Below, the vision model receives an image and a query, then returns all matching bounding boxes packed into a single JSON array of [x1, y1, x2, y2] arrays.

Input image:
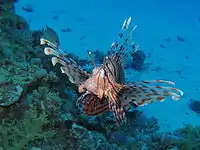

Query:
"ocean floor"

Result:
[[15, 0, 200, 132]]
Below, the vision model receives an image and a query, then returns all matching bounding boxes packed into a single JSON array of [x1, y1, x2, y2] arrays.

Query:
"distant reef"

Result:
[[0, 1, 200, 150]]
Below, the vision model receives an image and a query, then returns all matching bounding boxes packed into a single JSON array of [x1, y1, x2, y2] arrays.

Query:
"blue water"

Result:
[[6, 0, 200, 149]]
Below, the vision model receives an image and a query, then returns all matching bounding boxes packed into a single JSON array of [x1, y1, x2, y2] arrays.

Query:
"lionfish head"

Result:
[[76, 17, 138, 125], [78, 64, 122, 100], [40, 17, 184, 126]]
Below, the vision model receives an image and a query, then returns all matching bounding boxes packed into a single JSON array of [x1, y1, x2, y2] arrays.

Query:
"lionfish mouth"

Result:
[[40, 17, 184, 126]]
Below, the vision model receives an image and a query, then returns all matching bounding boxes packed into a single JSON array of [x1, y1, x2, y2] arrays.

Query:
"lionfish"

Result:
[[40, 17, 183, 125]]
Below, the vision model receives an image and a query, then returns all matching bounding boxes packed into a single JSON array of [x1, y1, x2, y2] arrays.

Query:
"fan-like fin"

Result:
[[106, 17, 138, 65], [77, 92, 109, 116], [40, 38, 90, 86], [119, 80, 184, 108], [108, 100, 126, 126], [102, 17, 139, 84]]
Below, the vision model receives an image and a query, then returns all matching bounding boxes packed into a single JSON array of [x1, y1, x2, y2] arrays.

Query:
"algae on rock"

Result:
[[0, 107, 54, 150]]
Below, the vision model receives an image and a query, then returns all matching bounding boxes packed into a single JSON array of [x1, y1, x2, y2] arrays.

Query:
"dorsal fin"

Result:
[[87, 51, 96, 67], [107, 17, 138, 65]]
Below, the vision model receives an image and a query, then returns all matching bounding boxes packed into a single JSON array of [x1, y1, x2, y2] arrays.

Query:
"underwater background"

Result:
[[0, 0, 200, 149]]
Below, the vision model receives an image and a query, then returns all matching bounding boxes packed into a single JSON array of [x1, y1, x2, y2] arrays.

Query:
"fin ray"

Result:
[[119, 80, 183, 108], [40, 38, 90, 85]]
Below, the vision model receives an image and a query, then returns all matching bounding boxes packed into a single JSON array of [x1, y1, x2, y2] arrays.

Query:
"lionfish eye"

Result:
[[83, 87, 87, 91], [80, 87, 87, 93]]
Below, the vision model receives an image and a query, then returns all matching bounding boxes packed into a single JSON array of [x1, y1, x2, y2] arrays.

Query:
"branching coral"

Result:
[[142, 125, 200, 150], [0, 8, 43, 62], [0, 12, 29, 31], [27, 86, 63, 126], [0, 107, 53, 150], [0, 1, 198, 149], [0, 0, 16, 13], [131, 50, 147, 71], [172, 125, 200, 150], [0, 60, 59, 107]]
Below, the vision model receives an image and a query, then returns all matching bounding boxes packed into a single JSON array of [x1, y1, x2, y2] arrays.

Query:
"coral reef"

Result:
[[0, 107, 51, 150], [130, 50, 147, 71], [173, 125, 200, 150], [0, 60, 59, 107], [189, 99, 200, 114], [0, 0, 198, 149]]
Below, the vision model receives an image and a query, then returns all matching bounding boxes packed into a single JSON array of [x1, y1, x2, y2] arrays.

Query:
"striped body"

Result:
[[40, 17, 183, 125]]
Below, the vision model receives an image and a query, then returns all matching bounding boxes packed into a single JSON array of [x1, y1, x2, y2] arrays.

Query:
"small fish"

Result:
[[177, 36, 185, 42], [163, 37, 171, 42], [61, 28, 72, 33], [40, 17, 183, 125], [160, 44, 166, 48], [22, 5, 33, 12], [53, 16, 58, 20], [197, 17, 200, 23], [41, 26, 59, 47], [80, 35, 86, 41]]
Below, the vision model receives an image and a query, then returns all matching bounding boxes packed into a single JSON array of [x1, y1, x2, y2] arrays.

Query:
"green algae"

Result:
[[0, 107, 53, 150]]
